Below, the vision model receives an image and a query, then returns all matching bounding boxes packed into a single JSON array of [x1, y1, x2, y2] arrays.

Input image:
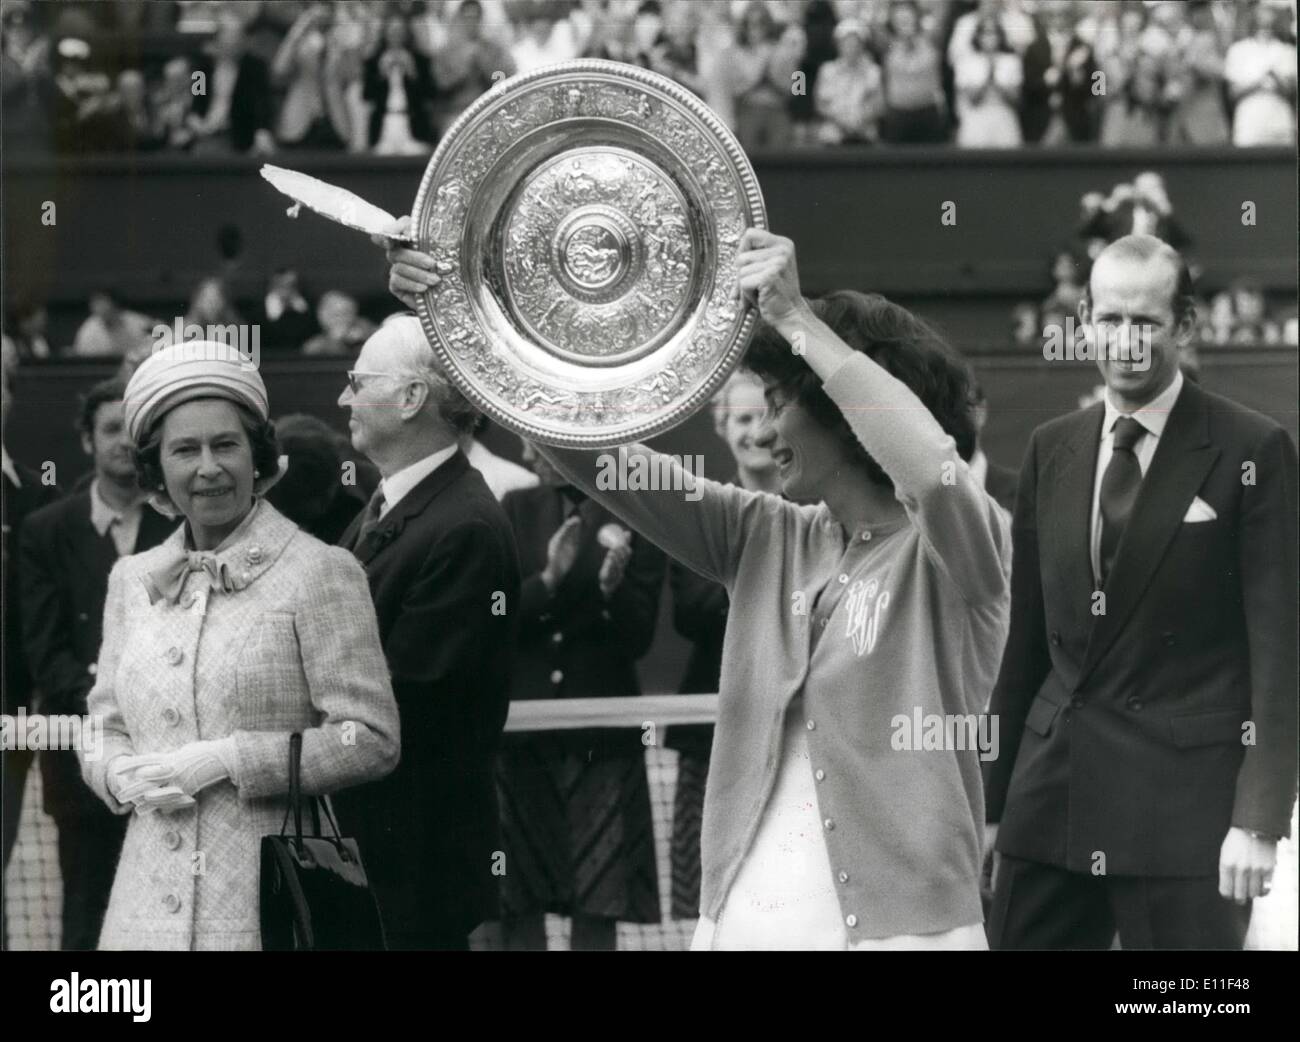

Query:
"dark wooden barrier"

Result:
[[5, 148, 1295, 319]]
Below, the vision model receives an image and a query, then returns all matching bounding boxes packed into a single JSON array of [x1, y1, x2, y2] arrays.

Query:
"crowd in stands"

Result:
[[3, 0, 1297, 156]]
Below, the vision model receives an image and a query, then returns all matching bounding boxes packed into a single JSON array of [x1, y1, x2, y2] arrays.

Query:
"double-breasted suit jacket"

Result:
[[81, 500, 400, 950], [987, 380, 1299, 875]]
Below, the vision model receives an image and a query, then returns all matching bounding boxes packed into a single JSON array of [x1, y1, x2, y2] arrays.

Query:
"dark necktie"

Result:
[[353, 487, 387, 550], [1098, 416, 1146, 586]]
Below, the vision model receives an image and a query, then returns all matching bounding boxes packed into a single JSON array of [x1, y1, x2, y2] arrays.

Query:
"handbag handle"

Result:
[[278, 732, 342, 844]]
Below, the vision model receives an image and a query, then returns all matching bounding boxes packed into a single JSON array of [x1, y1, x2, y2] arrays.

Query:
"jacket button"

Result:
[[806, 719, 816, 731], [165, 646, 184, 666], [1126, 697, 1143, 712], [550, 669, 564, 685], [551, 632, 563, 645], [163, 893, 181, 913], [1162, 632, 1176, 646], [838, 574, 849, 584], [823, 818, 835, 831], [845, 914, 858, 928], [1050, 631, 1062, 646], [87, 663, 97, 676], [162, 707, 180, 726], [837, 870, 849, 883], [164, 830, 182, 850], [78, 611, 89, 621], [1070, 696, 1084, 710], [814, 768, 826, 782]]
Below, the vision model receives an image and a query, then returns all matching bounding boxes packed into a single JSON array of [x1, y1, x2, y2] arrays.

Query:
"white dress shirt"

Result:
[[1089, 370, 1184, 583], [969, 447, 989, 489], [1, 445, 20, 488], [377, 443, 459, 519], [89, 480, 145, 557]]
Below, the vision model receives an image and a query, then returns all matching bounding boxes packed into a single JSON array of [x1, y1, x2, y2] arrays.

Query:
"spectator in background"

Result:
[[1042, 250, 1085, 324], [1166, 0, 1230, 145], [261, 268, 317, 351], [266, 412, 365, 544], [814, 18, 884, 144], [648, 0, 704, 96], [947, 0, 1036, 64], [1099, 40, 1165, 147], [191, 11, 276, 154], [879, 0, 947, 144], [302, 290, 375, 356], [1225, 1, 1297, 146], [2, 0, 54, 148], [72, 288, 153, 358], [1, 365, 60, 949], [953, 12, 1023, 147], [105, 69, 157, 151], [151, 56, 198, 150], [272, 2, 347, 149], [717, 0, 800, 152], [495, 439, 665, 950], [459, 417, 538, 502], [790, 0, 838, 146], [52, 35, 114, 151], [1021, 0, 1097, 145], [515, 0, 589, 71], [3, 298, 52, 361], [19, 377, 178, 950], [432, 0, 514, 137], [184, 276, 242, 333], [366, 11, 435, 154], [667, 369, 779, 922]]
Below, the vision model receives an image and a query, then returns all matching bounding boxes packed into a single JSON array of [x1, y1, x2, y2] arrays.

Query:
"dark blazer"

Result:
[[986, 380, 1299, 876], [19, 492, 177, 817], [1020, 31, 1098, 143], [502, 486, 664, 755], [664, 560, 726, 756], [192, 52, 272, 152], [362, 48, 435, 148], [984, 459, 1019, 516], [2, 460, 58, 715], [333, 450, 520, 940]]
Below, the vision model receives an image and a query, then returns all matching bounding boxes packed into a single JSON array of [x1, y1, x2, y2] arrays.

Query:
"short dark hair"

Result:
[[77, 377, 128, 438], [135, 397, 281, 492], [743, 291, 977, 491]]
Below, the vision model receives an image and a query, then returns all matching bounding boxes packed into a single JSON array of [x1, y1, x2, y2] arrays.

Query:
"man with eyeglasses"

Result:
[[332, 314, 521, 951]]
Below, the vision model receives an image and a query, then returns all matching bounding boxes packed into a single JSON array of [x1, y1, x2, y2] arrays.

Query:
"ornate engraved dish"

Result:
[[410, 59, 766, 448]]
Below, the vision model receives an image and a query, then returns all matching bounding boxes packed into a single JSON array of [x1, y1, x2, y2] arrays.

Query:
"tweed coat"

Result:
[[80, 499, 400, 950]]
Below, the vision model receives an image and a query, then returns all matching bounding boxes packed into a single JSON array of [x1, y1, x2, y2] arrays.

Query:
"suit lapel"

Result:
[[1044, 404, 1103, 619], [353, 451, 470, 567], [1079, 382, 1218, 681]]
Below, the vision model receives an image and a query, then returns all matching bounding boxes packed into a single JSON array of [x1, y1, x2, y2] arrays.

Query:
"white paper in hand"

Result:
[[260, 164, 415, 242]]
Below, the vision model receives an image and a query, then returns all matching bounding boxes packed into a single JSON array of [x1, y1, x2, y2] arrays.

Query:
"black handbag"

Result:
[[259, 732, 387, 950]]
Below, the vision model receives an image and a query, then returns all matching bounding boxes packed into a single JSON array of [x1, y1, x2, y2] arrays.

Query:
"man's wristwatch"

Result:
[[1245, 828, 1281, 842]]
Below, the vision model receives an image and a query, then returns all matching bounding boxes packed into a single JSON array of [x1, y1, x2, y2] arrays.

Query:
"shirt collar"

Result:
[[89, 479, 141, 536], [380, 443, 459, 511], [1102, 368, 1184, 441], [0, 445, 18, 488]]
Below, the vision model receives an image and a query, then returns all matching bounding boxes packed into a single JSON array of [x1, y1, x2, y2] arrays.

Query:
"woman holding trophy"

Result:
[[383, 223, 1010, 950]]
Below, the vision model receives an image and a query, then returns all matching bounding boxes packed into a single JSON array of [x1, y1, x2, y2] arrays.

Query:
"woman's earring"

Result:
[[254, 469, 260, 478]]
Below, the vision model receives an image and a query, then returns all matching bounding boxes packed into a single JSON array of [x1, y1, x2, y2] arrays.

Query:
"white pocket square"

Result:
[[1183, 496, 1218, 523]]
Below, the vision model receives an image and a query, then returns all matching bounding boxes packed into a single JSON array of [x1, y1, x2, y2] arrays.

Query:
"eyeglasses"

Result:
[[346, 369, 400, 394]]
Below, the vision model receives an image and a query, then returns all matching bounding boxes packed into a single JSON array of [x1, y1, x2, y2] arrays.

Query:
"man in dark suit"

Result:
[[332, 316, 520, 950], [986, 235, 1298, 949], [19, 378, 177, 949], [1019, 2, 1097, 144], [1, 364, 59, 948]]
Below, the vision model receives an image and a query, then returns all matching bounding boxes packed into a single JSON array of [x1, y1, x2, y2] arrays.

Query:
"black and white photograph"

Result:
[[1, 0, 1297, 1016]]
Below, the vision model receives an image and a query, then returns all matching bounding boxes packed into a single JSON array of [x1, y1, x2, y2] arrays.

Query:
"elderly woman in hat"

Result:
[[79, 342, 400, 950]]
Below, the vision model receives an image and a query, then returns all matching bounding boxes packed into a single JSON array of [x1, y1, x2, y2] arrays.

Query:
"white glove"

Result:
[[106, 754, 193, 814]]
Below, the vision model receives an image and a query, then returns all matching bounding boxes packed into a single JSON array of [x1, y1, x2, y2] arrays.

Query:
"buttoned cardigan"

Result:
[[549, 353, 1012, 938]]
